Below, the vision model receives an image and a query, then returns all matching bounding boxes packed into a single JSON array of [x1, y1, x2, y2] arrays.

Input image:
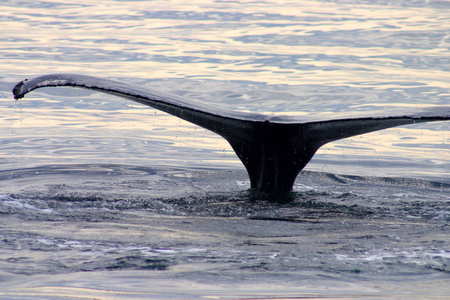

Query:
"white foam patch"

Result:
[[0, 196, 53, 213], [293, 182, 316, 192], [335, 248, 450, 264], [52, 238, 209, 258], [236, 180, 250, 187]]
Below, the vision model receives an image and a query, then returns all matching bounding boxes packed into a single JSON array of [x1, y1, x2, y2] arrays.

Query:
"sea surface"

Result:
[[0, 0, 449, 299]]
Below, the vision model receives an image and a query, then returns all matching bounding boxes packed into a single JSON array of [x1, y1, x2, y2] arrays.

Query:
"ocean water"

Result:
[[0, 0, 449, 299]]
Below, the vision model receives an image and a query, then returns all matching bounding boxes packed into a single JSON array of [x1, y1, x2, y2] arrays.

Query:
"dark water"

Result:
[[0, 0, 449, 298], [0, 164, 449, 298]]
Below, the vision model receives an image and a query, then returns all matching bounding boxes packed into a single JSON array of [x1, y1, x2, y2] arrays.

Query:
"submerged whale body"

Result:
[[13, 74, 450, 193]]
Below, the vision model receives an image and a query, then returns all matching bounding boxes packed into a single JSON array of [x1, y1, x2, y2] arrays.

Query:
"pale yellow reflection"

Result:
[[312, 124, 449, 178], [2, 0, 449, 88], [9, 107, 230, 149], [5, 287, 141, 299]]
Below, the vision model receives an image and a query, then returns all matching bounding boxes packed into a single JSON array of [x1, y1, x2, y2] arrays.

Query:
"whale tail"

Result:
[[13, 74, 450, 193]]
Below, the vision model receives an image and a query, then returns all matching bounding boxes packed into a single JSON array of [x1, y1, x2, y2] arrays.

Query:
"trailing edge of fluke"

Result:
[[13, 74, 450, 193]]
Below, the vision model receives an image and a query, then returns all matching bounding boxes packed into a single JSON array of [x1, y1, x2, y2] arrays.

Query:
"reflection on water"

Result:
[[0, 0, 449, 298]]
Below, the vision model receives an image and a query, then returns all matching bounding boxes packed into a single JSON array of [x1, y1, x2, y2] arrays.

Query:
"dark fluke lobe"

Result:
[[13, 74, 450, 193]]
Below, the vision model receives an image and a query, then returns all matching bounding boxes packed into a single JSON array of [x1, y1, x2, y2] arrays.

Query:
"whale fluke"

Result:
[[13, 74, 450, 193]]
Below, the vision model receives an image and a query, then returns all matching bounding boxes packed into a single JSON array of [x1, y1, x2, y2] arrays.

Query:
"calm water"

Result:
[[1, 0, 449, 299]]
